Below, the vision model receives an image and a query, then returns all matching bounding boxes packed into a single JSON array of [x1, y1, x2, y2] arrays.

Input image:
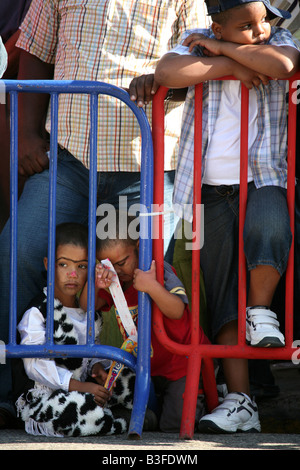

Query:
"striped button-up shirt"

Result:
[[271, 0, 300, 40], [172, 26, 300, 222], [17, 0, 209, 171]]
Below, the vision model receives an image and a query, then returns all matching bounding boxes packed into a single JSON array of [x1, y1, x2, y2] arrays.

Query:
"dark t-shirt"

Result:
[[0, 0, 32, 43]]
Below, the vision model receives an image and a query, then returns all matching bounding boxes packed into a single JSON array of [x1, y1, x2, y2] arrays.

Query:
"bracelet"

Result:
[[165, 89, 174, 101]]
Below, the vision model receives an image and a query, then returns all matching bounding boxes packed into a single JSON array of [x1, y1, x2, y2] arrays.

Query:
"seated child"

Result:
[[154, 0, 300, 433], [79, 215, 211, 433], [15, 222, 134, 437]]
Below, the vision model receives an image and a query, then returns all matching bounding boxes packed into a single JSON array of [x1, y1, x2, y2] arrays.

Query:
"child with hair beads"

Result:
[[15, 222, 134, 437]]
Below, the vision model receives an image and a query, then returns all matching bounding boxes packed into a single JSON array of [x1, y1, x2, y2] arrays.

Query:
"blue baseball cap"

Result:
[[205, 0, 291, 19]]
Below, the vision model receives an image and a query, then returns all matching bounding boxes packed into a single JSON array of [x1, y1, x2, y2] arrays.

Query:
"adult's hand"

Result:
[[17, 51, 54, 176], [128, 73, 159, 107], [18, 133, 49, 177]]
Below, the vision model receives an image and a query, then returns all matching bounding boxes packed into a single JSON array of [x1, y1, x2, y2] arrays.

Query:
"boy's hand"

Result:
[[231, 61, 269, 89], [133, 260, 157, 293], [183, 33, 221, 57], [95, 263, 115, 289]]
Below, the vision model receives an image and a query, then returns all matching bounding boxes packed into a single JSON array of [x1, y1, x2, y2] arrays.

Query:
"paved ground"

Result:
[[0, 428, 300, 452], [0, 363, 299, 453]]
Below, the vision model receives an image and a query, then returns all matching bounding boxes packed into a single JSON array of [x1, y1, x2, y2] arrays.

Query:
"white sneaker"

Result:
[[246, 306, 285, 347], [198, 392, 261, 433]]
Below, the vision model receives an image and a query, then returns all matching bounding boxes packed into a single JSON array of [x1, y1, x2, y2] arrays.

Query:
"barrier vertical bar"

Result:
[[180, 84, 204, 439], [86, 93, 98, 346], [191, 83, 203, 346], [285, 78, 297, 346], [9, 90, 18, 346], [46, 92, 59, 345], [238, 84, 249, 345], [128, 101, 154, 437]]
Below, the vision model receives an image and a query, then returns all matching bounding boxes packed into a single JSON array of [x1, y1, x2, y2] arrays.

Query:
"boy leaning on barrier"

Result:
[[79, 214, 212, 433], [155, 0, 300, 433]]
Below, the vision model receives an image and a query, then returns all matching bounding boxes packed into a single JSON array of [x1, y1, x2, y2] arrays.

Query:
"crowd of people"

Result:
[[0, 0, 299, 436]]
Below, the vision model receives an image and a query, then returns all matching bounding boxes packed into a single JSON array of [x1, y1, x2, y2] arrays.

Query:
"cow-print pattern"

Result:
[[16, 289, 135, 437]]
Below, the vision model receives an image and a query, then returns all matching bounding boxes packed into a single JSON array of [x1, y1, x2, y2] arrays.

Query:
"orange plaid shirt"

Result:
[[17, 0, 210, 171]]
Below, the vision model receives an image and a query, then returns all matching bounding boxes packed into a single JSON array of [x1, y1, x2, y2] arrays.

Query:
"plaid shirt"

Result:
[[172, 26, 300, 222], [271, 0, 300, 40], [17, 0, 209, 171]]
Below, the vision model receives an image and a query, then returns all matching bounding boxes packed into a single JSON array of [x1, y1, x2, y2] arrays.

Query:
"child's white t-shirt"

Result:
[[18, 305, 110, 391], [202, 80, 257, 186]]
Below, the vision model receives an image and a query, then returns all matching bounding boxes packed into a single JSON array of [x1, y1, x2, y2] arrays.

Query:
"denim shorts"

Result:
[[200, 182, 292, 340]]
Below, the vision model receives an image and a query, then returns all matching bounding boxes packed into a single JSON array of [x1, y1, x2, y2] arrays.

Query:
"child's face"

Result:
[[44, 243, 88, 306], [214, 2, 271, 45], [98, 241, 139, 284]]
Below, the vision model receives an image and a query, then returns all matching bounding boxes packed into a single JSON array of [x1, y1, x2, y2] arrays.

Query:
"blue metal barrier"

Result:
[[4, 79, 153, 438]]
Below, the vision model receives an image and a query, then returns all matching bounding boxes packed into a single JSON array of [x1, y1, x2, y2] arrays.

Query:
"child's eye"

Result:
[[78, 264, 88, 270], [116, 261, 125, 267], [57, 262, 67, 268]]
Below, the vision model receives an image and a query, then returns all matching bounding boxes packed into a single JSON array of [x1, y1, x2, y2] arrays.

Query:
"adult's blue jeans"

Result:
[[200, 182, 292, 341], [0, 147, 176, 415]]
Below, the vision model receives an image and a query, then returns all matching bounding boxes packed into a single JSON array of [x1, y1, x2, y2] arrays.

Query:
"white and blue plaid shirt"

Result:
[[172, 26, 300, 222]]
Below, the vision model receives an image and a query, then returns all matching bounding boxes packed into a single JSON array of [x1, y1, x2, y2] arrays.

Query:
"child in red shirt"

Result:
[[80, 219, 210, 432]]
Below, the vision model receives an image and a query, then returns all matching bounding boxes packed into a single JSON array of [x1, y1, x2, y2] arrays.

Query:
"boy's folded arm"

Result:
[[219, 42, 300, 79], [154, 52, 237, 88]]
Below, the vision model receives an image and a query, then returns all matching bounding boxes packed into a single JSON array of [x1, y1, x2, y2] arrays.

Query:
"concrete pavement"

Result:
[[0, 428, 299, 451], [0, 363, 299, 452]]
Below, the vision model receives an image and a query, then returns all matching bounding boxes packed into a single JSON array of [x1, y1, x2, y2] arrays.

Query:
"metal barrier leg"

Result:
[[180, 353, 202, 439]]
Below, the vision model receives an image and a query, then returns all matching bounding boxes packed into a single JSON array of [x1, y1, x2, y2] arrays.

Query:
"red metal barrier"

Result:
[[151, 72, 300, 439]]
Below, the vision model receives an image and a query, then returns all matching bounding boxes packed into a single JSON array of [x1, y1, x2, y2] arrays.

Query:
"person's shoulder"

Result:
[[269, 26, 300, 49], [269, 25, 293, 41], [181, 27, 211, 41]]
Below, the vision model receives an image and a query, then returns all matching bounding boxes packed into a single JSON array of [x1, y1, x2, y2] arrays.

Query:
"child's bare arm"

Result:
[[155, 50, 270, 90], [133, 260, 185, 320], [184, 33, 299, 79], [79, 263, 113, 312], [155, 51, 236, 87], [69, 378, 110, 407]]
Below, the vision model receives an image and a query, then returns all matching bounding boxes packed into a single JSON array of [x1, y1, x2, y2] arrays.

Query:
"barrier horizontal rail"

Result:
[[152, 72, 300, 439], [3, 79, 154, 438]]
